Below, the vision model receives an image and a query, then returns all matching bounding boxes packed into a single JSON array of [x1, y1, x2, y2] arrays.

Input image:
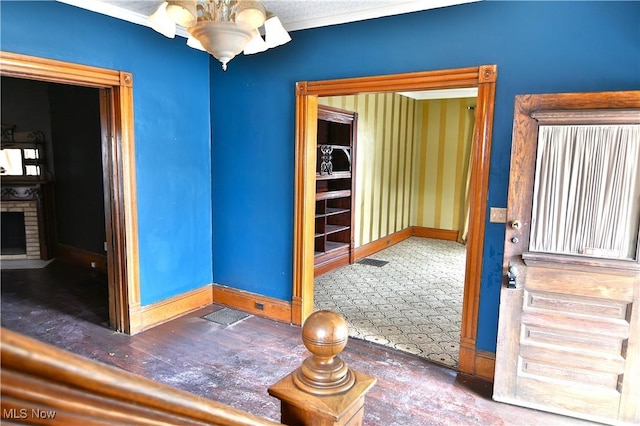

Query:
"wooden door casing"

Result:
[[0, 51, 142, 334], [294, 66, 498, 379], [494, 91, 640, 426]]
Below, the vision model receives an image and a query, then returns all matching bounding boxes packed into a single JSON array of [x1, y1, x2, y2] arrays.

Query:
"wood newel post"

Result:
[[268, 310, 376, 426]]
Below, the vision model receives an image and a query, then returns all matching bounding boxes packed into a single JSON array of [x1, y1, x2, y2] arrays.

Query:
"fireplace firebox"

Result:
[[1, 211, 27, 255]]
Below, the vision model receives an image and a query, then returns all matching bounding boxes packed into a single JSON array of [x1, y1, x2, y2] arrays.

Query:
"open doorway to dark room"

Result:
[[1, 76, 110, 332]]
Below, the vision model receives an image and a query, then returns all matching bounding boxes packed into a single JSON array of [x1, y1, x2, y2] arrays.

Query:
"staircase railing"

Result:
[[1, 310, 375, 426], [0, 327, 280, 425]]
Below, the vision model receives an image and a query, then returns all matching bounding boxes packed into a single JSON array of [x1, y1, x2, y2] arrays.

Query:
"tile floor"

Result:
[[315, 236, 466, 369]]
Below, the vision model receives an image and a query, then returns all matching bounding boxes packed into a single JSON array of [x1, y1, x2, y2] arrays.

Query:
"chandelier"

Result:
[[148, 0, 291, 71]]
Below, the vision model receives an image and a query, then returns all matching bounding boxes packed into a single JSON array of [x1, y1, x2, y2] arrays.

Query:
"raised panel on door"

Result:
[[514, 267, 637, 421]]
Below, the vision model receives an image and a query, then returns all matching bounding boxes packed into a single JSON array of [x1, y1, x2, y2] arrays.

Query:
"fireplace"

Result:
[[1, 211, 27, 255], [1, 188, 42, 260]]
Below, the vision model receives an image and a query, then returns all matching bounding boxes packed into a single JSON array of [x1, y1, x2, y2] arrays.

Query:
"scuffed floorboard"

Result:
[[1, 261, 594, 425]]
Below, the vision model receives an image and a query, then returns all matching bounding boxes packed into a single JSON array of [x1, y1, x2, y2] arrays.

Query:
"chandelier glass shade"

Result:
[[148, 0, 291, 71]]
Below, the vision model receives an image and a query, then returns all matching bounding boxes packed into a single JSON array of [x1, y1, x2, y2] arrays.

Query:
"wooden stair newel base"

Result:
[[268, 310, 376, 426], [293, 355, 355, 395], [269, 369, 376, 426]]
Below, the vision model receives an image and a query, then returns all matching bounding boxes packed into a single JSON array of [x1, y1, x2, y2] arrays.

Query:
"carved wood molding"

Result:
[[120, 72, 133, 87], [531, 108, 640, 125], [1, 51, 141, 335], [0, 51, 121, 87], [304, 67, 483, 97], [296, 81, 308, 95], [293, 65, 498, 378], [1, 186, 40, 201], [478, 65, 497, 83]]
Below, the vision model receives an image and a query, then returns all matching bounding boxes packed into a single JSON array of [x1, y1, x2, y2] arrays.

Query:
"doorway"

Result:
[[0, 51, 141, 334], [1, 76, 109, 324], [312, 92, 476, 369], [292, 65, 497, 377]]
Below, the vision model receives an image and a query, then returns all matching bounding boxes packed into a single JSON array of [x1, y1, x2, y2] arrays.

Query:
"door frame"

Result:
[[292, 65, 497, 377], [0, 51, 142, 334]]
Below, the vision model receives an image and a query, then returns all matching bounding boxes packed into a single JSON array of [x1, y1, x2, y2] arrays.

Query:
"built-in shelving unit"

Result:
[[314, 105, 357, 276]]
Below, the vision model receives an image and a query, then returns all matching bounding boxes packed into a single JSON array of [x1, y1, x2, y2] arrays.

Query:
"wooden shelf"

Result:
[[321, 144, 351, 150], [316, 189, 351, 201], [315, 226, 350, 239], [324, 224, 350, 236], [315, 207, 350, 218], [315, 241, 349, 256], [316, 171, 351, 180], [314, 105, 357, 273], [324, 241, 349, 253]]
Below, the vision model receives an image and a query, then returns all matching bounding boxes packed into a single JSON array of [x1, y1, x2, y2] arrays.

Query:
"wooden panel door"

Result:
[[493, 91, 640, 426]]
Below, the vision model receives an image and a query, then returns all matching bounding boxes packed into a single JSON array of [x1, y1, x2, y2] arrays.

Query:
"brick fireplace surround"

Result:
[[1, 189, 42, 260]]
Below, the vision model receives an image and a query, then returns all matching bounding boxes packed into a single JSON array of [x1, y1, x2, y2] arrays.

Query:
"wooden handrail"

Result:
[[0, 328, 281, 425]]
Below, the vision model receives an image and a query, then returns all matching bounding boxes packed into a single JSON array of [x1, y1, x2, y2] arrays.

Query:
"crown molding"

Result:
[[56, 0, 190, 38]]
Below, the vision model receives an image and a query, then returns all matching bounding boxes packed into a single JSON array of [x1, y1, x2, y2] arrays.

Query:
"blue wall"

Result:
[[210, 1, 640, 351], [3, 1, 638, 352], [1, 1, 213, 305]]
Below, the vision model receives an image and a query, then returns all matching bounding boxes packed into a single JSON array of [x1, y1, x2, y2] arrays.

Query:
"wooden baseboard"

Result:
[[128, 302, 143, 335], [314, 253, 349, 277], [458, 338, 477, 375], [354, 227, 459, 262], [212, 284, 292, 324], [411, 226, 459, 241], [474, 350, 496, 381], [139, 284, 213, 331], [57, 244, 107, 272], [354, 228, 412, 261], [459, 337, 495, 381], [291, 296, 303, 326]]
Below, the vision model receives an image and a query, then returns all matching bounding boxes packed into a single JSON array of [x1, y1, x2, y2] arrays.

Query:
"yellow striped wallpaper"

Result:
[[318, 95, 475, 247], [414, 98, 476, 232]]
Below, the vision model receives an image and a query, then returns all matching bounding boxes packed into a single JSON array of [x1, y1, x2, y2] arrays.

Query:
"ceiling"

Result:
[[399, 87, 478, 100], [55, 0, 480, 99], [57, 0, 477, 35]]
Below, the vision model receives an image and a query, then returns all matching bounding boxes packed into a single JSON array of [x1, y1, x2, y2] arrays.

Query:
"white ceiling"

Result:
[[55, 0, 480, 99], [399, 87, 478, 100], [57, 0, 478, 35]]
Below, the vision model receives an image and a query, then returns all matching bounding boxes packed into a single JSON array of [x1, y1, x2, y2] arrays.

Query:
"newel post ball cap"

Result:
[[294, 310, 355, 395], [302, 310, 349, 358]]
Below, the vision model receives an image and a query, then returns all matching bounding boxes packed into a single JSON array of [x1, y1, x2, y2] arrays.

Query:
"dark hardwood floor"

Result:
[[1, 261, 595, 425]]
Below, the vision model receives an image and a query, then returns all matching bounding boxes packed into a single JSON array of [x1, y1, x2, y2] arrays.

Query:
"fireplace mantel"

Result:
[[1, 185, 41, 201], [1, 183, 51, 260]]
